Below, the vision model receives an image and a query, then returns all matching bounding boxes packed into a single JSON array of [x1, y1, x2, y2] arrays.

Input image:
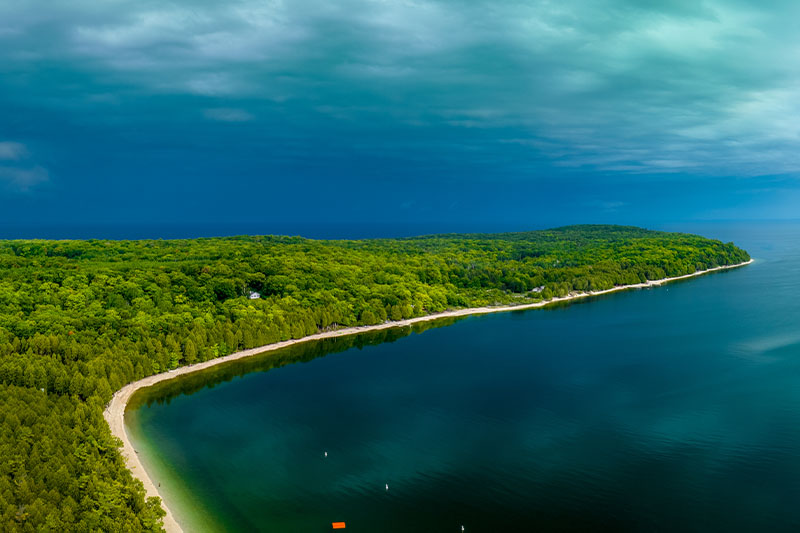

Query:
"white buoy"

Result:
[[385, 483, 389, 491], [461, 526, 465, 531], [324, 451, 328, 458]]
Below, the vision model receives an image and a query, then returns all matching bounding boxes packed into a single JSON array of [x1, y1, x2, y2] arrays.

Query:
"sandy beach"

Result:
[[103, 258, 753, 533]]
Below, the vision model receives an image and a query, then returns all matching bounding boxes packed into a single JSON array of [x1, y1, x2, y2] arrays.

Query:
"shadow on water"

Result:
[[128, 316, 465, 411], [130, 267, 747, 410], [541, 265, 748, 312]]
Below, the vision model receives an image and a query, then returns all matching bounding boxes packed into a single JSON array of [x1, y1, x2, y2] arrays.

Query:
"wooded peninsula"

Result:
[[0, 225, 750, 532]]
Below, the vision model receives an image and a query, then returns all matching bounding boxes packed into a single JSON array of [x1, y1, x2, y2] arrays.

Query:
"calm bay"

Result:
[[126, 222, 800, 532]]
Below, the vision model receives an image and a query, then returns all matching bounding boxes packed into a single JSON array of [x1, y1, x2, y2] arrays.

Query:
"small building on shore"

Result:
[[248, 291, 261, 300]]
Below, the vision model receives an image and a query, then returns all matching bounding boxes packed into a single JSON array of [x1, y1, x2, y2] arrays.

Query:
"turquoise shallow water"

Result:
[[126, 222, 800, 532]]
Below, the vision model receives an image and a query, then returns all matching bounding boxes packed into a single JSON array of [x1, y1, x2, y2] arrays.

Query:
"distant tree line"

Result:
[[0, 225, 750, 531]]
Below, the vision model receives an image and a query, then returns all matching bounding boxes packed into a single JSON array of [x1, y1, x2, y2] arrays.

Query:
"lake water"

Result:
[[126, 222, 800, 532]]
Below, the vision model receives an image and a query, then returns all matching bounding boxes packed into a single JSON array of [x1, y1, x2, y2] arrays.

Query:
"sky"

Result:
[[2, 0, 800, 238]]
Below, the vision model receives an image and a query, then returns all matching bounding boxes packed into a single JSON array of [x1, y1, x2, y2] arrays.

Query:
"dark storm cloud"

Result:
[[0, 142, 49, 191], [1, 0, 799, 223]]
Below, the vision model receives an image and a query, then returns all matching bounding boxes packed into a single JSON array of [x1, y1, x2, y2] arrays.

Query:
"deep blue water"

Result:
[[127, 222, 800, 532]]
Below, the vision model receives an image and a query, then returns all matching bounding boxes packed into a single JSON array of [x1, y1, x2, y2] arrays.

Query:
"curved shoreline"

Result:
[[103, 258, 753, 533]]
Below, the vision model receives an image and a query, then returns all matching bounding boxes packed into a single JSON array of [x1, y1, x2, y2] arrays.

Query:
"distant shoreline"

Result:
[[103, 258, 753, 533]]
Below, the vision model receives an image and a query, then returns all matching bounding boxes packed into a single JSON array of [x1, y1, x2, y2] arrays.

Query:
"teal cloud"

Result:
[[1, 0, 799, 226]]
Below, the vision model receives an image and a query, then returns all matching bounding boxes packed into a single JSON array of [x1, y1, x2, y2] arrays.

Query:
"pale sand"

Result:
[[103, 259, 753, 533]]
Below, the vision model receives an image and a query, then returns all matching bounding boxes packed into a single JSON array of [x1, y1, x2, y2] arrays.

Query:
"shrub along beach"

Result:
[[0, 225, 750, 531]]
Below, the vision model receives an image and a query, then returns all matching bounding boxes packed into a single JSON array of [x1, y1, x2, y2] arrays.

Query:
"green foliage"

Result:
[[0, 385, 164, 532], [0, 225, 749, 531]]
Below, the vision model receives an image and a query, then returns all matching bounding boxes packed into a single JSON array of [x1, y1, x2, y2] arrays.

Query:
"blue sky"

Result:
[[2, 0, 800, 237]]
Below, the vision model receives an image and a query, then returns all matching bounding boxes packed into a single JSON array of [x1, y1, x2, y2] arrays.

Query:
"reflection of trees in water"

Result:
[[128, 317, 463, 410]]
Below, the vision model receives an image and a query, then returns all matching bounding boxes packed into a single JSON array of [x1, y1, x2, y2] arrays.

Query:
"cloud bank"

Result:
[[0, 142, 49, 191], [2, 0, 800, 224]]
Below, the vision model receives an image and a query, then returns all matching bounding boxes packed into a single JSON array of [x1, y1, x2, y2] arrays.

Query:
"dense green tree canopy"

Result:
[[0, 225, 749, 531]]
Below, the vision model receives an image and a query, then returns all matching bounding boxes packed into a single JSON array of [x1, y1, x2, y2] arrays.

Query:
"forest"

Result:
[[0, 225, 750, 531]]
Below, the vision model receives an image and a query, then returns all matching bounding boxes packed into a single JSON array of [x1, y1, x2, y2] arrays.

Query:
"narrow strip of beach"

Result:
[[103, 259, 753, 533]]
